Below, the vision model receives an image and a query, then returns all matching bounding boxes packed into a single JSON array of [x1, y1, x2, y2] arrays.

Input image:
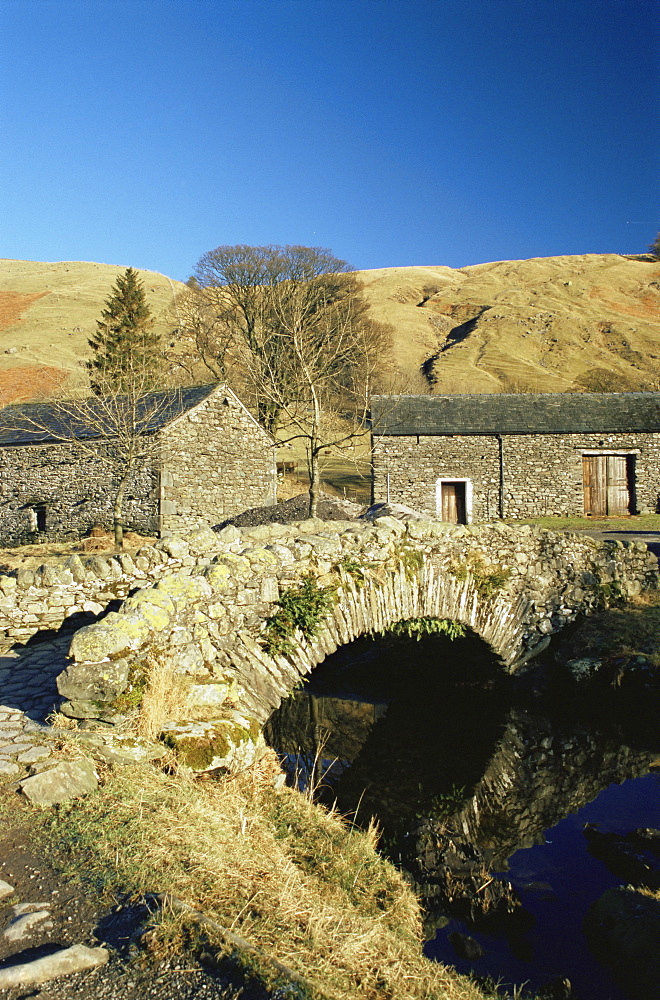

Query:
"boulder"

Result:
[[68, 612, 151, 661], [57, 658, 130, 703]]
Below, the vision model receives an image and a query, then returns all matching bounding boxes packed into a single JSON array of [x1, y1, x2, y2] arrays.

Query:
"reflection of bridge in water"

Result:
[[265, 633, 653, 877]]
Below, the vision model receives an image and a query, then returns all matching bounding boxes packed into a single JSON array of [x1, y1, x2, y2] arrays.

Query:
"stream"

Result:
[[264, 630, 660, 1000]]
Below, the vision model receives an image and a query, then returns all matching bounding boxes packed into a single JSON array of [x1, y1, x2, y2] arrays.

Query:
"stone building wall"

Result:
[[159, 389, 276, 534], [0, 441, 160, 547], [0, 386, 277, 546], [373, 431, 660, 520]]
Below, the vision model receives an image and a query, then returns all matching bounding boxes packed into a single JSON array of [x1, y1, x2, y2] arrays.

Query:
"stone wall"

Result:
[[159, 389, 277, 534], [55, 518, 658, 736], [373, 431, 660, 519], [0, 528, 224, 646], [0, 441, 160, 547]]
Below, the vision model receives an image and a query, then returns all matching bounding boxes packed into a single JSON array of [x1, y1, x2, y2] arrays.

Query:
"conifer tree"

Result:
[[88, 267, 160, 393]]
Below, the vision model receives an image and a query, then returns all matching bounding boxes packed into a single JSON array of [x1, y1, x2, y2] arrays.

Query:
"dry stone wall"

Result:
[[0, 528, 224, 646], [0, 441, 160, 547], [54, 518, 658, 741]]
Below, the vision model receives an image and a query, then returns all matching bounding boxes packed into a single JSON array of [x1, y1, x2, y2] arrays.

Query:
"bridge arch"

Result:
[[56, 516, 657, 754]]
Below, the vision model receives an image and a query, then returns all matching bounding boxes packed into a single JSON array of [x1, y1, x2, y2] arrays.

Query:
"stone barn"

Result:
[[371, 392, 660, 522], [0, 383, 276, 545]]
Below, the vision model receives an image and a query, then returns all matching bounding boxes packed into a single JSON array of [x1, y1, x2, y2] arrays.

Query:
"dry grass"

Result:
[[505, 513, 660, 532], [0, 258, 185, 381], [36, 759, 493, 1000], [359, 254, 660, 394], [46, 710, 79, 731], [135, 655, 191, 741], [3, 254, 658, 402], [560, 589, 660, 665], [0, 529, 155, 573]]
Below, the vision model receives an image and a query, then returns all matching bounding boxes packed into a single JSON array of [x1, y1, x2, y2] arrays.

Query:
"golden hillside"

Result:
[[360, 253, 660, 394], [0, 259, 185, 403], [0, 253, 658, 404]]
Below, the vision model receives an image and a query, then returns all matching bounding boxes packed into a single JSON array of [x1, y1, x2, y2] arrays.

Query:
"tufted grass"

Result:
[[33, 757, 500, 1000], [559, 588, 660, 666]]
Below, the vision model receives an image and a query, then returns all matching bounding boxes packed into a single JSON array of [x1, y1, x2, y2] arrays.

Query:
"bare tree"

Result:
[[237, 276, 394, 515], [165, 244, 396, 514], [168, 245, 365, 433]]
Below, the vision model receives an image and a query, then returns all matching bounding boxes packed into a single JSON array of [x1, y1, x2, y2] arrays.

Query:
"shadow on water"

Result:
[[265, 630, 660, 1000]]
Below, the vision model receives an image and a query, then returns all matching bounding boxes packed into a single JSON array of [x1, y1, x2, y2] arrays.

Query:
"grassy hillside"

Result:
[[1, 253, 658, 404], [360, 253, 660, 394], [0, 259, 185, 402]]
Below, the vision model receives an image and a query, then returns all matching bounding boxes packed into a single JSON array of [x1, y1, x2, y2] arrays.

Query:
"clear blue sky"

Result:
[[1, 0, 657, 281]]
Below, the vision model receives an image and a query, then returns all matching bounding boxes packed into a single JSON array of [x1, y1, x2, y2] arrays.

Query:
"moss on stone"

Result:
[[163, 731, 231, 770], [109, 662, 147, 713]]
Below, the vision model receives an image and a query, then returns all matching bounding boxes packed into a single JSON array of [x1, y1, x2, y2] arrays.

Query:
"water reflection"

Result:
[[265, 631, 658, 998]]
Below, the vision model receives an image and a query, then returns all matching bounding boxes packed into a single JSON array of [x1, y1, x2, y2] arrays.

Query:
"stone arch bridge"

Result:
[[49, 516, 657, 764]]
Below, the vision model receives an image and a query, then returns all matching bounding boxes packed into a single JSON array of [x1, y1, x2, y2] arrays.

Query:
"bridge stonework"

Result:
[[53, 517, 657, 763]]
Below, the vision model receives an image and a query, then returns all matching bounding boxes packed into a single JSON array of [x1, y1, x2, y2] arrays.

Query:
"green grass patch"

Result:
[[505, 514, 660, 532]]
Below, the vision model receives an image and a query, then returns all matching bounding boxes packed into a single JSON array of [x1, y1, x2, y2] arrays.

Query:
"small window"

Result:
[[35, 505, 47, 532]]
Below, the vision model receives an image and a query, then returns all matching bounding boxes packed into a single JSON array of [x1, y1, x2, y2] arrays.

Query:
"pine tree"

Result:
[[88, 267, 160, 393]]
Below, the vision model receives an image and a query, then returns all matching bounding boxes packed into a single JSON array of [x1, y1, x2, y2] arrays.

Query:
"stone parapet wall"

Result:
[[0, 528, 225, 645], [56, 518, 658, 732], [373, 431, 660, 519]]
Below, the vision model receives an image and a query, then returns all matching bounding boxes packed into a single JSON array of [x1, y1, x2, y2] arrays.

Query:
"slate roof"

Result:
[[370, 393, 660, 436], [0, 384, 219, 446]]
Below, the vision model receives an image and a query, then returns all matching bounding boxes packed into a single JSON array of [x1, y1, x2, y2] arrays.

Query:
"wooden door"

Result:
[[583, 456, 630, 515], [441, 482, 466, 523], [606, 455, 629, 515]]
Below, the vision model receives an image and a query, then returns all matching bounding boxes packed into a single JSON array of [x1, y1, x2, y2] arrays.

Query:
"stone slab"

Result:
[[19, 759, 98, 806], [0, 943, 109, 988]]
